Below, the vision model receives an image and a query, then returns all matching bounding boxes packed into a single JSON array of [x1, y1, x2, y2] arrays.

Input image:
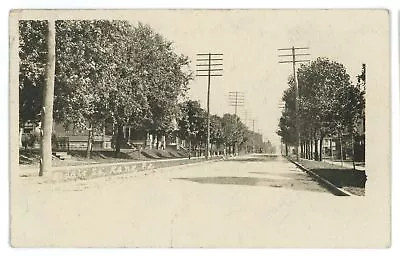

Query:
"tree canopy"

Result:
[[19, 20, 192, 154], [277, 57, 365, 159]]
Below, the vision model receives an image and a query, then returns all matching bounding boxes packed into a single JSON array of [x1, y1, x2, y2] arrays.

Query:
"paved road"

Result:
[[11, 154, 378, 247]]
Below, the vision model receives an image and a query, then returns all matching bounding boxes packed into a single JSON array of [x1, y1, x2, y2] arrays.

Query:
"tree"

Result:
[[54, 20, 151, 157], [177, 100, 207, 158], [19, 20, 48, 126], [221, 114, 247, 154], [21, 20, 192, 158], [277, 78, 297, 156], [133, 23, 192, 147], [210, 115, 224, 153], [278, 57, 364, 161]]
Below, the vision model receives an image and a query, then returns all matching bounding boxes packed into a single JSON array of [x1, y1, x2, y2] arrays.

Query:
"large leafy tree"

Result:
[[133, 23, 192, 145], [278, 57, 364, 160], [54, 20, 151, 157], [20, 20, 191, 157], [19, 20, 48, 126]]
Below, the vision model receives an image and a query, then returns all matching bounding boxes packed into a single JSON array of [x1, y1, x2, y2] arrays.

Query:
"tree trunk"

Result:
[[114, 124, 123, 156], [339, 131, 344, 166], [305, 141, 307, 159], [86, 123, 93, 159], [285, 143, 288, 156], [39, 19, 56, 177], [351, 129, 356, 170], [155, 133, 159, 150], [199, 143, 202, 157], [310, 140, 313, 159], [319, 136, 324, 161], [300, 142, 304, 158], [188, 140, 192, 159], [314, 138, 319, 161], [306, 141, 309, 159]]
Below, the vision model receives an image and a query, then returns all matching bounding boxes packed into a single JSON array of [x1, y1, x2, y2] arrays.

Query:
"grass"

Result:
[[297, 158, 366, 196], [19, 147, 189, 168]]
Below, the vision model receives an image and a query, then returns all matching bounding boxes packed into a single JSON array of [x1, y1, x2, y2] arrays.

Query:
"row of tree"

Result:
[[19, 20, 192, 156], [177, 100, 267, 157], [277, 57, 365, 161], [19, 20, 269, 158]]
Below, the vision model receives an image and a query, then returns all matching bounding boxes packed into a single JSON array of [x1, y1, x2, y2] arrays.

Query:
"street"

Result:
[[12, 154, 376, 247]]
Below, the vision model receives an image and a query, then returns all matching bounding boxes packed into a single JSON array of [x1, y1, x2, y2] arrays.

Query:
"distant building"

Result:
[[20, 119, 182, 152]]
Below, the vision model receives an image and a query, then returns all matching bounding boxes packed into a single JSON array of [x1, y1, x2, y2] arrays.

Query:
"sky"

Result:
[[122, 9, 388, 146], [12, 9, 389, 146]]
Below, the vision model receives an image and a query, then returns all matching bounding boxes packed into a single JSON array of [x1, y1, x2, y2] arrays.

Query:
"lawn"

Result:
[[298, 158, 367, 196]]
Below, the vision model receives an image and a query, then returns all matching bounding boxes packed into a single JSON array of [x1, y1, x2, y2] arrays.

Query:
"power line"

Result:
[[228, 91, 245, 115], [196, 53, 223, 160], [248, 118, 257, 153], [248, 119, 257, 132], [238, 109, 250, 125], [277, 46, 310, 161]]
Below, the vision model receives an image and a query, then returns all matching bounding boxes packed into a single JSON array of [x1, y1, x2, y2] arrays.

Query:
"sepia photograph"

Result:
[[9, 9, 391, 248]]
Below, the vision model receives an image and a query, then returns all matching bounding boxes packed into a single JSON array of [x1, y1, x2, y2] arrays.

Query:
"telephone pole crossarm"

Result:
[[278, 60, 310, 64]]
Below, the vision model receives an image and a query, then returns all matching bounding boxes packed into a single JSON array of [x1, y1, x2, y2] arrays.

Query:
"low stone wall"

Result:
[[51, 157, 213, 182]]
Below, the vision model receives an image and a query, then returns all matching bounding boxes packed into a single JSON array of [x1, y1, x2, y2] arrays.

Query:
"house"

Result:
[[20, 118, 183, 152]]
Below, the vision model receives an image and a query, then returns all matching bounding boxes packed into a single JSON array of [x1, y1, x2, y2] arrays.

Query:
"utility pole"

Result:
[[39, 19, 56, 176], [228, 91, 244, 115], [243, 110, 249, 126], [249, 118, 256, 153], [228, 91, 244, 156], [196, 53, 223, 160], [278, 46, 310, 161]]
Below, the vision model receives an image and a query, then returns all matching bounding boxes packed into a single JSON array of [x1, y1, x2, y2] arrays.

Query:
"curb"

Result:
[[287, 158, 352, 197]]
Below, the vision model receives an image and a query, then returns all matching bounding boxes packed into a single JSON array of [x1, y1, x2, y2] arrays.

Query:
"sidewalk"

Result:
[[321, 159, 365, 171]]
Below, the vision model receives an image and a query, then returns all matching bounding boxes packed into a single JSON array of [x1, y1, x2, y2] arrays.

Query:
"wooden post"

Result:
[[39, 20, 56, 177]]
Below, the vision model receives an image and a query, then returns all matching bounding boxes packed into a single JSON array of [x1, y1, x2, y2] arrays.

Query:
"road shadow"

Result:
[[175, 176, 329, 193], [225, 155, 280, 163], [249, 171, 313, 182]]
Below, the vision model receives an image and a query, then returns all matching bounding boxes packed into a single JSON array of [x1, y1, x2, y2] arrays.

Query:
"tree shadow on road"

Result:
[[225, 155, 281, 163]]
